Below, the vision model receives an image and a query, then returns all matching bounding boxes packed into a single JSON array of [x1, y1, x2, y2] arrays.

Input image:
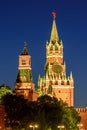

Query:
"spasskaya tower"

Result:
[[38, 12, 74, 106]]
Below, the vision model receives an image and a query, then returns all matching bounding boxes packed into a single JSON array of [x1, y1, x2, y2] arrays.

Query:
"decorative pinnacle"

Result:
[[21, 41, 29, 55], [24, 41, 27, 47], [52, 11, 56, 19]]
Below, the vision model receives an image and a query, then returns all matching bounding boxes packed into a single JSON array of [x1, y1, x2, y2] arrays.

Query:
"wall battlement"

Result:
[[76, 108, 87, 130], [76, 108, 87, 113]]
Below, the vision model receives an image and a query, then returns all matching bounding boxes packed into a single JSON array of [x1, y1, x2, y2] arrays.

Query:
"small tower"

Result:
[[38, 12, 74, 106], [15, 42, 38, 101]]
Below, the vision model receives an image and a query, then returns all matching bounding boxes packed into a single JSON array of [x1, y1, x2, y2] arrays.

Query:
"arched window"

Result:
[[67, 81, 70, 85], [61, 81, 64, 85], [55, 81, 58, 85]]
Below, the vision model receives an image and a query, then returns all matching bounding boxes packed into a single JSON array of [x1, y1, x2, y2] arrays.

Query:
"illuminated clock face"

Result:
[[52, 64, 62, 74]]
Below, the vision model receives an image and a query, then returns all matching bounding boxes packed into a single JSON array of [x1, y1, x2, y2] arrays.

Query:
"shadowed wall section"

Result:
[[0, 105, 5, 130]]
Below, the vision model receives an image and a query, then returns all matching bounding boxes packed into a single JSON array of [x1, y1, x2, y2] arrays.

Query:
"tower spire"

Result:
[[50, 11, 59, 42], [21, 41, 29, 55]]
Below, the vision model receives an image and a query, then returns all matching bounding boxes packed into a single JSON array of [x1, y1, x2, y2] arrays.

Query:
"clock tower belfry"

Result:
[[38, 12, 74, 106], [15, 42, 38, 101]]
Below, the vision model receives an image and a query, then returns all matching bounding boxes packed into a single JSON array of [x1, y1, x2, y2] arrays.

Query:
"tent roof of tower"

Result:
[[50, 11, 59, 42], [21, 42, 29, 55]]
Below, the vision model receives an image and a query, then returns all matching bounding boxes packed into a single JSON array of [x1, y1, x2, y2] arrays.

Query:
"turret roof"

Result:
[[50, 12, 59, 42], [21, 42, 29, 55]]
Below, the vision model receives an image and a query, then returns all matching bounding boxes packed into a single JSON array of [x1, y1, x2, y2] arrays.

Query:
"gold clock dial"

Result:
[[52, 64, 62, 74]]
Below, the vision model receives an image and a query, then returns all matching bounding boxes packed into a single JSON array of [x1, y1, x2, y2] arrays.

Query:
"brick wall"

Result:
[[76, 108, 87, 130], [0, 105, 5, 130]]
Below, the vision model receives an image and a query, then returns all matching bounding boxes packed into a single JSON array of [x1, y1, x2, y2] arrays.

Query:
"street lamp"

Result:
[[77, 123, 83, 130], [57, 125, 65, 130], [29, 124, 38, 130]]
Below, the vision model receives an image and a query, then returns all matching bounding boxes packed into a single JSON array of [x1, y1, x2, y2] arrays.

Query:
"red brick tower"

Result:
[[38, 12, 74, 106], [15, 42, 38, 101]]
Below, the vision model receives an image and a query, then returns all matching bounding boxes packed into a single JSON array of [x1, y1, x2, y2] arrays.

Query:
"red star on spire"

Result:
[[52, 11, 56, 18]]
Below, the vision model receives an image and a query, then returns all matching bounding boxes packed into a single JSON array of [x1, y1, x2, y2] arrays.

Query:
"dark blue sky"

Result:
[[0, 0, 87, 107]]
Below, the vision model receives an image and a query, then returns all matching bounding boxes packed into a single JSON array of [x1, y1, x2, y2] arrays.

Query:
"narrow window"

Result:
[[22, 59, 26, 65]]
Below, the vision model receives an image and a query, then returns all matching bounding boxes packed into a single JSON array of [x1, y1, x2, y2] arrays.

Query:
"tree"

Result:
[[2, 94, 81, 130], [2, 93, 39, 130], [37, 95, 81, 130], [2, 93, 28, 130], [0, 84, 13, 104], [37, 95, 66, 130], [62, 106, 81, 130]]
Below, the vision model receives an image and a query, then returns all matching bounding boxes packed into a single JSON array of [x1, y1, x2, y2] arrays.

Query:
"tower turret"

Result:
[[15, 42, 38, 101]]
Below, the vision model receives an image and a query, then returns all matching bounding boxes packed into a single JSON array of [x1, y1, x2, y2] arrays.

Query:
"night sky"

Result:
[[0, 0, 87, 107]]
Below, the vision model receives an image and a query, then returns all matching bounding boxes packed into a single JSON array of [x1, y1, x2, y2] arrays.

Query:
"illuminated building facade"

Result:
[[38, 13, 74, 106], [15, 42, 38, 101]]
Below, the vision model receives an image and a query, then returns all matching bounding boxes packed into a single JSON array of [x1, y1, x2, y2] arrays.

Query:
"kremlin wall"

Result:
[[0, 105, 5, 130], [0, 13, 87, 129], [76, 108, 87, 129]]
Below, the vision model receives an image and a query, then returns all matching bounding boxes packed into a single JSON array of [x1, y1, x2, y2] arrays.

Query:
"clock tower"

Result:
[[15, 42, 38, 101], [38, 12, 74, 106]]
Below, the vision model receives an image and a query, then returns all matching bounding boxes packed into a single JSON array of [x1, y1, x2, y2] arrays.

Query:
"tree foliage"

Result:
[[0, 84, 13, 104], [62, 106, 81, 130], [2, 94, 81, 130]]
